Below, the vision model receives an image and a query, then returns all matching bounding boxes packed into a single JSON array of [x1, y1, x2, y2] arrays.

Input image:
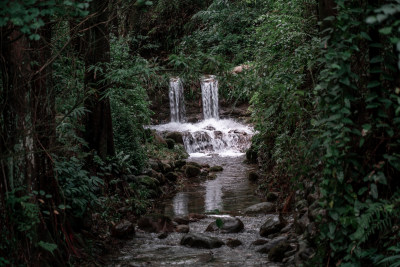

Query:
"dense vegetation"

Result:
[[1, 0, 399, 266]]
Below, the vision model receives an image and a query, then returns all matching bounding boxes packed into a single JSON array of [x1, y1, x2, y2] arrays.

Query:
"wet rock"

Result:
[[245, 202, 275, 215], [268, 241, 291, 262], [294, 211, 310, 235], [185, 165, 201, 177], [252, 239, 269, 246], [200, 169, 209, 177], [189, 213, 206, 222], [181, 233, 224, 249], [226, 238, 242, 248], [111, 220, 135, 239], [267, 192, 279, 202], [246, 147, 258, 163], [138, 215, 174, 233], [174, 216, 189, 225], [209, 166, 223, 172], [207, 174, 217, 179], [165, 138, 175, 149], [259, 215, 285, 237], [186, 161, 202, 169], [280, 223, 293, 233], [247, 171, 259, 182], [166, 172, 179, 182], [256, 236, 287, 254], [166, 131, 184, 144], [205, 217, 244, 233], [176, 225, 190, 233], [158, 232, 168, 239], [295, 199, 308, 212]]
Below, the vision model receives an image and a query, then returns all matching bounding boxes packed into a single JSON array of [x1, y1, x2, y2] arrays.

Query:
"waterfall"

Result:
[[169, 77, 186, 123], [201, 76, 219, 120]]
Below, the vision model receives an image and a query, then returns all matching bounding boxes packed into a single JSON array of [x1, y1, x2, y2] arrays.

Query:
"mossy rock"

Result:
[[209, 166, 223, 172], [185, 165, 201, 177], [165, 138, 175, 149]]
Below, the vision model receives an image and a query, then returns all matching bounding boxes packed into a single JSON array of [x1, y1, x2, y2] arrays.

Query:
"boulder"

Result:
[[205, 217, 244, 233], [209, 166, 223, 172], [166, 132, 184, 144], [189, 213, 207, 222], [138, 215, 174, 233], [174, 160, 186, 169], [247, 171, 259, 182], [245, 202, 275, 215], [152, 131, 167, 146], [111, 220, 135, 239], [256, 236, 287, 254], [268, 241, 291, 262], [176, 224, 190, 233], [158, 232, 168, 239], [226, 238, 242, 248], [181, 233, 224, 249], [259, 215, 285, 237], [165, 138, 175, 149], [185, 165, 201, 177]]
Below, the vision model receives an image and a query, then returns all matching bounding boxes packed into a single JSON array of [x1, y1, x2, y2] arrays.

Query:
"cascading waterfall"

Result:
[[169, 77, 186, 122], [201, 75, 219, 120]]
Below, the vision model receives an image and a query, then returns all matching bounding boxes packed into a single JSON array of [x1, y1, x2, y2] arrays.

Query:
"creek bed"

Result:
[[106, 155, 284, 266]]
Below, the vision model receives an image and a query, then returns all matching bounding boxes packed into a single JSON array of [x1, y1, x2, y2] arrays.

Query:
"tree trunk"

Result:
[[84, 0, 115, 160]]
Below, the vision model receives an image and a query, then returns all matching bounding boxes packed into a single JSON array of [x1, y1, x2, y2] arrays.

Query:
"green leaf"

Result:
[[370, 184, 378, 199], [379, 27, 392, 35], [216, 218, 224, 229], [38, 241, 57, 254]]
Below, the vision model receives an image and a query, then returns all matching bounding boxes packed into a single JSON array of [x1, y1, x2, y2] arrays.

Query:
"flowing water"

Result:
[[201, 76, 219, 120], [169, 77, 186, 123]]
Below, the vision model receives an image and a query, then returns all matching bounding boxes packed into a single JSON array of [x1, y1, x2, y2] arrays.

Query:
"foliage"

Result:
[[313, 0, 400, 265]]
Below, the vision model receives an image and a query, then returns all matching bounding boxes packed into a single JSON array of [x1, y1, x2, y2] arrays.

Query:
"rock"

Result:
[[259, 215, 285, 237], [181, 233, 224, 249], [176, 224, 190, 233], [256, 236, 287, 254], [245, 202, 275, 215], [174, 216, 189, 225], [247, 171, 259, 182], [268, 241, 291, 262], [200, 169, 209, 177], [267, 192, 279, 202], [165, 138, 175, 149], [295, 200, 308, 212], [209, 166, 223, 172], [174, 160, 186, 169], [138, 215, 174, 233], [226, 238, 242, 248], [295, 211, 310, 235], [252, 239, 269, 246], [307, 193, 319, 205], [205, 217, 244, 233], [158, 232, 168, 239], [166, 172, 179, 182], [111, 220, 135, 239], [207, 174, 217, 179], [185, 165, 201, 177], [166, 131, 184, 144], [152, 131, 167, 146], [189, 213, 206, 222], [246, 147, 258, 163], [280, 223, 293, 233], [186, 161, 202, 168]]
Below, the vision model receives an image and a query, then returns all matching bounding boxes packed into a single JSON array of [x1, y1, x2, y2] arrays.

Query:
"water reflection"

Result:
[[173, 192, 189, 216], [204, 178, 223, 212]]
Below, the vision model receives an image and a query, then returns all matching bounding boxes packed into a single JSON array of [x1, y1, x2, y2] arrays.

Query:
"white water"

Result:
[[169, 77, 186, 122], [149, 119, 254, 157], [201, 76, 219, 120]]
